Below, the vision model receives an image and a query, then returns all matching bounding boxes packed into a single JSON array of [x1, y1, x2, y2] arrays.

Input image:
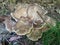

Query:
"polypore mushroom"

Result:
[[11, 3, 29, 21], [26, 27, 42, 41], [9, 3, 56, 41], [26, 17, 56, 41], [11, 3, 47, 22], [13, 17, 33, 35], [10, 3, 47, 35], [0, 15, 16, 32]]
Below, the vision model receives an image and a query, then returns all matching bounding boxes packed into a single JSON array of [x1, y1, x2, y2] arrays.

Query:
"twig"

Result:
[[37, 11, 53, 28]]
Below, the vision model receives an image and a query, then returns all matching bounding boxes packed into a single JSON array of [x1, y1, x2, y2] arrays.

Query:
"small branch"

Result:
[[37, 11, 53, 28]]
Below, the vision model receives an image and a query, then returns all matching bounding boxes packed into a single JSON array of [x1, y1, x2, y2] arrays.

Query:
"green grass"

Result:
[[42, 21, 60, 45]]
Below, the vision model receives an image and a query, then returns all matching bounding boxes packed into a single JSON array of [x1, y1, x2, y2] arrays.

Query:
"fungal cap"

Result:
[[26, 28, 42, 41], [13, 17, 33, 35]]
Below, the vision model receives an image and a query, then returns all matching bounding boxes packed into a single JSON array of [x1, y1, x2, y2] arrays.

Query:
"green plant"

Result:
[[42, 21, 60, 45]]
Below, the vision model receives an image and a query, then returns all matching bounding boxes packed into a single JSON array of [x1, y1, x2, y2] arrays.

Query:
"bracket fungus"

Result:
[[1, 3, 56, 41], [13, 17, 33, 35], [11, 3, 48, 22], [0, 15, 16, 32], [26, 27, 42, 41]]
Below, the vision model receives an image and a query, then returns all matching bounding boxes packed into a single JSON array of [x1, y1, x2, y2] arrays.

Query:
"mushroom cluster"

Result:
[[4, 3, 56, 41]]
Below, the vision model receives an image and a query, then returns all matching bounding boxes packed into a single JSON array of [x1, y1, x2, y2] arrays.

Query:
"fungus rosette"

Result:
[[10, 3, 56, 41]]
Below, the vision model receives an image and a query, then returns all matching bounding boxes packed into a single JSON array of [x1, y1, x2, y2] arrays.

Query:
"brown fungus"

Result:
[[10, 3, 56, 41], [13, 17, 33, 35], [11, 3, 47, 22], [26, 27, 42, 41], [0, 15, 16, 32]]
